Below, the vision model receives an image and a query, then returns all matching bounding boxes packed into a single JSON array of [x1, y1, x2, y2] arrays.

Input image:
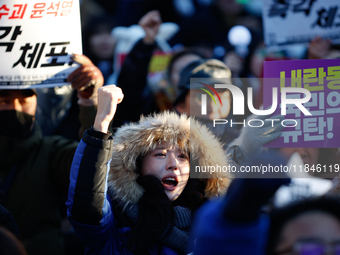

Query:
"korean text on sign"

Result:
[[263, 59, 340, 148]]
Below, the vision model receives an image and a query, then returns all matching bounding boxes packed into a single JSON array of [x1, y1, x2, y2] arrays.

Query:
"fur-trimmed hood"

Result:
[[108, 111, 232, 207]]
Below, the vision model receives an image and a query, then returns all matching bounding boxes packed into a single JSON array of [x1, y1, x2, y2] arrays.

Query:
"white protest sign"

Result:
[[262, 0, 340, 50], [0, 0, 82, 89]]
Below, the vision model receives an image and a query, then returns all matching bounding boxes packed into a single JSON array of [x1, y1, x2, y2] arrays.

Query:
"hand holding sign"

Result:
[[67, 54, 104, 105]]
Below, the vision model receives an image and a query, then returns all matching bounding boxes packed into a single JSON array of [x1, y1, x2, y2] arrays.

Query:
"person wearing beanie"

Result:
[[67, 85, 232, 254], [173, 58, 241, 147]]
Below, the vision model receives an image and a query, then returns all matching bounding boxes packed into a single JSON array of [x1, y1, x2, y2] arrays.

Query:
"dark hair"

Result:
[[166, 49, 205, 85], [173, 88, 188, 106], [166, 49, 205, 106], [82, 15, 116, 64], [0, 89, 36, 98], [267, 196, 340, 255]]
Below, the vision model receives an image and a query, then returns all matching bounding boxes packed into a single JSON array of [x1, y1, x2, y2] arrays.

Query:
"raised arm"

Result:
[[112, 11, 161, 128], [93, 86, 124, 133], [48, 55, 106, 193], [66, 85, 123, 244]]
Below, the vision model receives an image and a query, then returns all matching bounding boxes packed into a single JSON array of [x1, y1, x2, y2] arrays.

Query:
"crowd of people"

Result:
[[1, 0, 340, 254]]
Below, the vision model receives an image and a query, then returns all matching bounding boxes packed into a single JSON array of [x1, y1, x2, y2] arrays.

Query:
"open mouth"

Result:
[[161, 177, 178, 190]]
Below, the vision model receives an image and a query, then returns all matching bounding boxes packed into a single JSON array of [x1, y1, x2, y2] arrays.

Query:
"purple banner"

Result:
[[263, 59, 340, 148]]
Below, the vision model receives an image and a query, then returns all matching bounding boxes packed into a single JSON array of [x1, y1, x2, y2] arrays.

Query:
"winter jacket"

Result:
[[190, 198, 270, 255], [190, 153, 291, 255], [0, 204, 20, 238], [67, 111, 232, 254], [0, 105, 96, 255]]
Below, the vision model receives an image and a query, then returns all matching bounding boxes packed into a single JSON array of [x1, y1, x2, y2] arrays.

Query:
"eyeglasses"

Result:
[[276, 238, 340, 255]]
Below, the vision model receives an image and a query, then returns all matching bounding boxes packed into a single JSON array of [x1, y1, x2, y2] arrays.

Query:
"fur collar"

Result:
[[108, 111, 231, 207]]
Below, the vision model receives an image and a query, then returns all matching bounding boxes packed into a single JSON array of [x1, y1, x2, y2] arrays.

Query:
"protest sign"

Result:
[[0, 0, 82, 89], [262, 0, 340, 49], [147, 50, 173, 110], [263, 59, 340, 147]]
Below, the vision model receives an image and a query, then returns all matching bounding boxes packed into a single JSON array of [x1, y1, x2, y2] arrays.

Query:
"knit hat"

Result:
[[175, 59, 232, 105]]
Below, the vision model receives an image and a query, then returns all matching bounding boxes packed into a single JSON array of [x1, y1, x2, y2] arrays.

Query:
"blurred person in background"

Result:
[[172, 0, 262, 55], [82, 15, 117, 84], [166, 49, 204, 97], [223, 27, 265, 120], [35, 55, 103, 140], [112, 11, 204, 129], [0, 54, 103, 255], [190, 151, 340, 255], [112, 10, 163, 129], [37, 15, 116, 142], [273, 147, 338, 207], [268, 197, 340, 255], [80, 0, 106, 28], [173, 58, 241, 146], [191, 152, 290, 255], [277, 147, 340, 179]]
